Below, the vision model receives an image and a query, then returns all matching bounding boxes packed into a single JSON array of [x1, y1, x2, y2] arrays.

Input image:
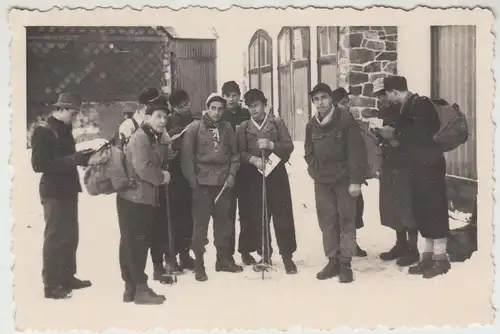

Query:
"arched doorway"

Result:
[[277, 27, 311, 141], [248, 29, 274, 109]]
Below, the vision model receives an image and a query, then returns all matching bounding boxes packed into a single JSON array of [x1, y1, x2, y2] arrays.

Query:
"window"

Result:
[[318, 26, 338, 57], [292, 27, 310, 61], [249, 40, 258, 69], [278, 29, 291, 65]]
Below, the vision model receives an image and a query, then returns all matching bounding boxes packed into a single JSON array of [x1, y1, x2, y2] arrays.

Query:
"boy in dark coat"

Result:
[[380, 76, 451, 278], [31, 93, 94, 299], [181, 93, 244, 282], [371, 77, 419, 267], [305, 84, 367, 283], [237, 89, 298, 274], [221, 81, 254, 265]]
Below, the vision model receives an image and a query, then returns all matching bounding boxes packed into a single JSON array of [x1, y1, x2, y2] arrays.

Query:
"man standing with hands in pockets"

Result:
[[305, 84, 367, 283]]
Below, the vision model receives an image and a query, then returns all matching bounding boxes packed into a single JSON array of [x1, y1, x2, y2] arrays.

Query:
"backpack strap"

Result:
[[130, 117, 140, 132]]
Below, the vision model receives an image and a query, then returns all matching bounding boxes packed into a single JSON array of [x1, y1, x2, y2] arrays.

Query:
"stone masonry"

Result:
[[337, 26, 398, 118]]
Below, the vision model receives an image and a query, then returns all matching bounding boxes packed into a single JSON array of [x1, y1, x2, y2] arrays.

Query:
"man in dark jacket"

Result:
[[164, 89, 197, 272], [31, 92, 94, 299], [305, 84, 367, 283], [237, 89, 298, 274], [380, 76, 451, 279], [181, 93, 244, 282], [371, 77, 419, 267], [221, 81, 253, 265]]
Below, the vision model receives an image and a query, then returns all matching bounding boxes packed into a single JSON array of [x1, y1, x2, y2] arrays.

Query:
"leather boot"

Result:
[[133, 283, 165, 305], [408, 252, 434, 275], [194, 253, 208, 282], [338, 261, 354, 283], [282, 255, 298, 274], [123, 282, 135, 303], [396, 246, 420, 267], [215, 250, 243, 273], [241, 252, 257, 266], [423, 258, 451, 279], [316, 258, 340, 280], [179, 251, 195, 271], [62, 276, 92, 290], [44, 286, 72, 299]]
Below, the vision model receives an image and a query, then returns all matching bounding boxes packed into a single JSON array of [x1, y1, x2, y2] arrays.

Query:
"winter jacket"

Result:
[[222, 104, 251, 131], [31, 116, 82, 199], [181, 119, 240, 188], [376, 103, 408, 170], [237, 115, 294, 164], [166, 111, 196, 163], [304, 107, 367, 185], [118, 125, 166, 207]]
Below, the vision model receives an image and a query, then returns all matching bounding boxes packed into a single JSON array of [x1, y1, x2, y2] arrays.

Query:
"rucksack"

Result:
[[428, 97, 469, 152], [83, 118, 140, 196]]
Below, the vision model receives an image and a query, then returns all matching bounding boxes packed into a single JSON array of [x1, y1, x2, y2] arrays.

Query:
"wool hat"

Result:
[[53, 92, 82, 109], [244, 88, 267, 106], [372, 77, 386, 96], [206, 93, 227, 107], [331, 87, 351, 104], [138, 87, 161, 105], [309, 83, 333, 97], [169, 89, 190, 107], [221, 81, 241, 96], [383, 76, 408, 92]]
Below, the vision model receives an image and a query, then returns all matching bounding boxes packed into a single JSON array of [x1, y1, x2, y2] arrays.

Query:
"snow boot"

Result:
[[166, 258, 183, 275], [153, 265, 175, 284], [179, 251, 195, 271], [44, 286, 72, 299], [241, 252, 257, 265], [194, 253, 208, 282], [316, 258, 340, 280], [62, 276, 92, 290], [408, 252, 434, 275], [380, 237, 407, 261], [355, 243, 368, 257], [133, 283, 165, 305], [282, 255, 298, 275], [123, 282, 135, 303], [396, 247, 420, 267], [338, 262, 354, 283], [423, 258, 451, 279]]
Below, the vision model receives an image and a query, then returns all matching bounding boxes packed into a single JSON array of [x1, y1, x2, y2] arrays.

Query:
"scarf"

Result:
[[315, 106, 335, 126], [202, 112, 222, 144], [251, 111, 270, 131]]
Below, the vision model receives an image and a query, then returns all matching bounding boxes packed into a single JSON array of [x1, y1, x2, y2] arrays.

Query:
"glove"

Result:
[[249, 156, 264, 171], [348, 184, 362, 197], [225, 174, 236, 188], [257, 138, 275, 150], [161, 170, 171, 184]]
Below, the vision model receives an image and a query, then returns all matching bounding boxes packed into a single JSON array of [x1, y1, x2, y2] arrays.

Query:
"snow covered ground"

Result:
[[12, 140, 493, 331]]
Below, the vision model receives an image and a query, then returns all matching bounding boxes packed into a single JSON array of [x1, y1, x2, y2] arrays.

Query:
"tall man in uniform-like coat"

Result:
[[305, 84, 367, 283], [237, 89, 298, 274], [31, 92, 94, 299], [380, 76, 451, 279], [220, 81, 253, 265]]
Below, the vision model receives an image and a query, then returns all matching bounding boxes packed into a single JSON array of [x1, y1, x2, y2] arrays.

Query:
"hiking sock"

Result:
[[433, 238, 448, 260], [423, 238, 434, 253]]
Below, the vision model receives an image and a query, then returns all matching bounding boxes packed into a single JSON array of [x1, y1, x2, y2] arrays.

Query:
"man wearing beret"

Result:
[[220, 80, 254, 266], [181, 93, 244, 282], [31, 92, 94, 299], [237, 88, 298, 274], [305, 83, 367, 283], [380, 76, 451, 278]]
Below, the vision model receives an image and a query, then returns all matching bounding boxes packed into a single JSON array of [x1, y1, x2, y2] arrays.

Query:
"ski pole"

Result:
[[163, 182, 177, 285]]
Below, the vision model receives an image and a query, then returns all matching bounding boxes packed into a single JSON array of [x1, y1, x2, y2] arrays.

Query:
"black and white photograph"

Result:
[[8, 6, 495, 332]]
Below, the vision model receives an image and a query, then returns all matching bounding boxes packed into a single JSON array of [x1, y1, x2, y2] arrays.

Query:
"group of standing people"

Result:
[[30, 74, 451, 305]]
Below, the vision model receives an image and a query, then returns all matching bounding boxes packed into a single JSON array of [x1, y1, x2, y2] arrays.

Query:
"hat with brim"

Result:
[[372, 77, 386, 96], [145, 94, 170, 115], [309, 83, 333, 97], [53, 92, 82, 109], [206, 93, 227, 107], [138, 87, 161, 105], [330, 87, 351, 104]]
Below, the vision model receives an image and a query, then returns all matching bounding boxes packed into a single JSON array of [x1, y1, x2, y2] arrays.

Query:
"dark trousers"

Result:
[[379, 168, 415, 231], [355, 194, 364, 229], [191, 185, 233, 255], [246, 164, 297, 258], [41, 197, 79, 288], [228, 168, 253, 255], [117, 195, 156, 285], [150, 185, 169, 269], [314, 182, 357, 263], [168, 165, 194, 255]]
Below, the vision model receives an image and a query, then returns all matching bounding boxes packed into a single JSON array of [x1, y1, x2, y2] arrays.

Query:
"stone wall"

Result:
[[337, 26, 398, 118]]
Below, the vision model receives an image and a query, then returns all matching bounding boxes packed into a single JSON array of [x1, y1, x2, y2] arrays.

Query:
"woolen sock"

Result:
[[433, 238, 448, 260], [423, 238, 434, 253], [407, 229, 418, 248]]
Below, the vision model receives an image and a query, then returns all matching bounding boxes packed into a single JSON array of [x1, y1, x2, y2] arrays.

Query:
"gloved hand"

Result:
[[73, 149, 95, 167], [257, 138, 275, 150], [225, 174, 236, 188], [162, 170, 171, 184], [348, 183, 362, 197], [249, 156, 264, 171]]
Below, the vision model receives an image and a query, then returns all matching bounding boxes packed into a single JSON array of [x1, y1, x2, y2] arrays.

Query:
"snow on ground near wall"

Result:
[[12, 141, 492, 331]]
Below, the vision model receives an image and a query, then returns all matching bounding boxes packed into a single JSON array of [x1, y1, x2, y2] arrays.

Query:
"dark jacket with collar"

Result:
[[222, 104, 251, 131], [376, 103, 409, 170], [166, 111, 196, 164], [31, 116, 82, 200], [304, 107, 367, 185]]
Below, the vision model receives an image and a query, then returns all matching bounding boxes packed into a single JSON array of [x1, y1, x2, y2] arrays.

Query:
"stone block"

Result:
[[363, 82, 374, 96], [383, 26, 398, 35], [349, 48, 376, 64], [349, 64, 364, 72], [386, 41, 397, 51], [364, 30, 379, 39], [378, 31, 386, 37], [386, 34, 398, 41], [370, 26, 384, 31], [361, 107, 379, 118], [348, 71, 369, 85], [343, 33, 363, 48], [349, 85, 363, 96], [383, 61, 397, 74], [369, 72, 388, 83], [351, 95, 377, 108], [376, 52, 397, 61], [364, 61, 382, 73], [350, 26, 370, 32], [365, 40, 386, 51]]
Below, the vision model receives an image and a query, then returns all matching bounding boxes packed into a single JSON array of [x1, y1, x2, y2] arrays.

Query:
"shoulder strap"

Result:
[[131, 117, 140, 132]]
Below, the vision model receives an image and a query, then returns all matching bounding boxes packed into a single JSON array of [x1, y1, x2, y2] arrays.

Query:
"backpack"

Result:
[[429, 98, 469, 152], [83, 118, 140, 196]]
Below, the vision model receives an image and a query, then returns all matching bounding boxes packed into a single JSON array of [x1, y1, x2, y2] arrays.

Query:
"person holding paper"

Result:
[[181, 93, 243, 282], [305, 84, 367, 284], [237, 89, 298, 274], [164, 89, 197, 272]]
